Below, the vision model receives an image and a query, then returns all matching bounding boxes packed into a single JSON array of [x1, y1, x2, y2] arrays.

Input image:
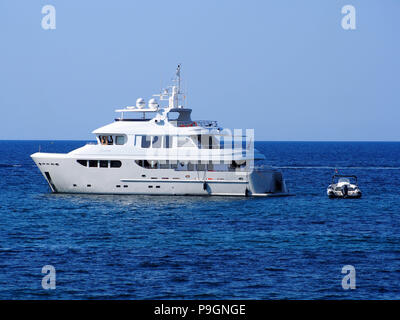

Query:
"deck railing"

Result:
[[169, 120, 219, 128], [195, 120, 218, 128]]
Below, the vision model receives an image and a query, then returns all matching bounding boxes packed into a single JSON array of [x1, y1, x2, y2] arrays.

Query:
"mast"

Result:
[[169, 64, 182, 108], [176, 64, 181, 94]]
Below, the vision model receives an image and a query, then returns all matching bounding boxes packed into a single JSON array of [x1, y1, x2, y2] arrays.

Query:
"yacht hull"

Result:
[[31, 153, 291, 197]]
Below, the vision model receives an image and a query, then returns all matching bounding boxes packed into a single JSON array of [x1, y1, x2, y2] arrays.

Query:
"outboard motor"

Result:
[[342, 184, 349, 197]]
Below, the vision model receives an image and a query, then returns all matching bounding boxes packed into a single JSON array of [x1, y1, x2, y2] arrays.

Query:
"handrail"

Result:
[[195, 120, 218, 127]]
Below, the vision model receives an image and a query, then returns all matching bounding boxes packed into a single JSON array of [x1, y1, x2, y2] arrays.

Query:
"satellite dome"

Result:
[[148, 98, 159, 109], [136, 98, 145, 109]]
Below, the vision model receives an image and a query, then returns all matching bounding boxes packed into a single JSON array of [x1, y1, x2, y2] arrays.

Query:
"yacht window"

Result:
[[99, 135, 115, 145], [89, 160, 98, 168], [77, 160, 87, 167], [110, 160, 122, 168], [135, 160, 165, 169], [159, 160, 170, 169], [177, 136, 195, 148], [134, 135, 140, 147], [99, 160, 108, 168], [152, 136, 162, 148], [198, 135, 220, 149], [99, 136, 107, 145], [229, 161, 246, 170], [140, 135, 151, 148], [167, 112, 180, 120], [135, 160, 143, 168], [115, 136, 125, 145], [165, 135, 172, 148], [143, 160, 151, 169], [149, 160, 159, 169], [195, 135, 202, 148]]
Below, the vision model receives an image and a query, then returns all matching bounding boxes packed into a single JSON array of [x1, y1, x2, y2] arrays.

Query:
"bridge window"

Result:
[[115, 135, 126, 145], [99, 135, 114, 145], [99, 135, 125, 145]]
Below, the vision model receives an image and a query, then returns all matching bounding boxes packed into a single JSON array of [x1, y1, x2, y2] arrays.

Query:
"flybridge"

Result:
[[114, 65, 219, 128], [115, 64, 184, 120]]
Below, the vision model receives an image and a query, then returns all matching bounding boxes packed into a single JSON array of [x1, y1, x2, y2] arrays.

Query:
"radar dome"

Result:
[[136, 98, 145, 109], [148, 98, 159, 109]]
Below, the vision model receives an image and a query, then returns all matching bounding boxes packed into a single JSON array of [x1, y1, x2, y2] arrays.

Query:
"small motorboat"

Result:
[[327, 175, 362, 198]]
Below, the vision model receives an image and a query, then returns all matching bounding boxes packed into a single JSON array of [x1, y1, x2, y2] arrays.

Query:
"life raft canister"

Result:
[[179, 122, 197, 127]]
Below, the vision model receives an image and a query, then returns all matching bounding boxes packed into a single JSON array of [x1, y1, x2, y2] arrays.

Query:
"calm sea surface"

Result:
[[0, 140, 400, 299]]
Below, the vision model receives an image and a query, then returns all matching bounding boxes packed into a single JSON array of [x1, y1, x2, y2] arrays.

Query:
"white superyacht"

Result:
[[31, 66, 291, 197]]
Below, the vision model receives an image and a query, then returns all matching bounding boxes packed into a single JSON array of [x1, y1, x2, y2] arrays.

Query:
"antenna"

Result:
[[176, 64, 181, 94]]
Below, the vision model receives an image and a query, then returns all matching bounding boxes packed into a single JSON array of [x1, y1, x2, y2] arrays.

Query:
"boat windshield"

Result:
[[338, 178, 350, 184]]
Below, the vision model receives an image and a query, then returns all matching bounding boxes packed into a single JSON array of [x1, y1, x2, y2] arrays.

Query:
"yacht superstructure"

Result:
[[31, 66, 291, 196]]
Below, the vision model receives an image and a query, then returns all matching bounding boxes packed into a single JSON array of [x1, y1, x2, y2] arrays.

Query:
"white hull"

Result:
[[31, 153, 291, 197]]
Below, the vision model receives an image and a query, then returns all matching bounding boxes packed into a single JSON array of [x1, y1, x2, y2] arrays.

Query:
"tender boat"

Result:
[[31, 65, 292, 197], [327, 175, 362, 198]]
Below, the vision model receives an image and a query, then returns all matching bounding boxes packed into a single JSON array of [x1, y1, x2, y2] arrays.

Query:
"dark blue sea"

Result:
[[1, 140, 400, 299]]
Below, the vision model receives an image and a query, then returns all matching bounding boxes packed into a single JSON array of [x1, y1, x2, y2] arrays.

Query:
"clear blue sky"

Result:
[[1, 0, 399, 141]]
